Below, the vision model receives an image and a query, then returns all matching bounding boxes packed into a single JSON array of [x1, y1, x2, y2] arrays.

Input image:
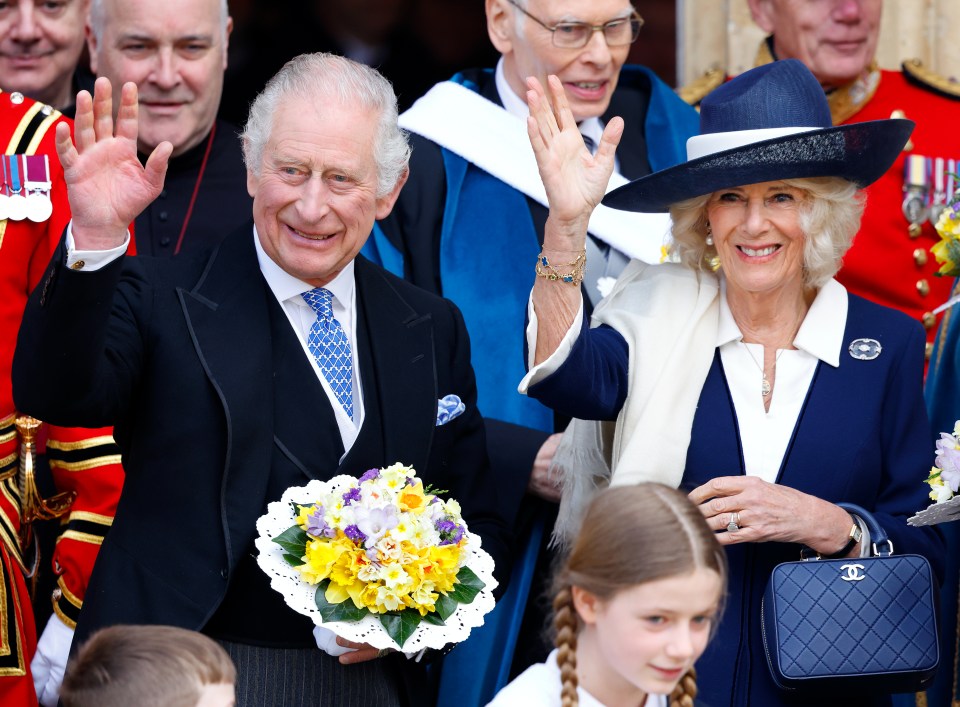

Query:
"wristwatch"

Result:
[[821, 516, 863, 559]]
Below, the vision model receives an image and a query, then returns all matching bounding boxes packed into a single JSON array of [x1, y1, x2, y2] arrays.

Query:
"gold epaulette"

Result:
[[677, 66, 725, 107], [902, 59, 960, 101]]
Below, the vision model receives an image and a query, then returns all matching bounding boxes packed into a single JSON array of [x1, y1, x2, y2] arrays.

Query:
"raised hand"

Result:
[[525, 75, 623, 244], [55, 77, 172, 250]]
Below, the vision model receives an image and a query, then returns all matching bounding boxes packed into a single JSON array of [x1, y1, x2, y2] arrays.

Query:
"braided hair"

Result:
[[550, 483, 727, 707]]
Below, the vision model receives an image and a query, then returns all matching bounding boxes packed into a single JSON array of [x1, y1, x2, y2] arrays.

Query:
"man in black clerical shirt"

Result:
[[87, 0, 251, 256]]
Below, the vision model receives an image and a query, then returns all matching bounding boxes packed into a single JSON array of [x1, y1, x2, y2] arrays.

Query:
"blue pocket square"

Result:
[[436, 394, 465, 426]]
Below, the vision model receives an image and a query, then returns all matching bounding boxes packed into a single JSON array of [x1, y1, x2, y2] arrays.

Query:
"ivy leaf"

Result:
[[447, 566, 485, 604], [282, 553, 302, 567], [272, 525, 307, 556], [380, 609, 422, 648], [315, 580, 368, 622], [421, 612, 446, 626], [434, 592, 458, 621]]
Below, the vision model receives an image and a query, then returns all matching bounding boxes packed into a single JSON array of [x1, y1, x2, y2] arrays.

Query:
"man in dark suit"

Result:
[[13, 52, 510, 707]]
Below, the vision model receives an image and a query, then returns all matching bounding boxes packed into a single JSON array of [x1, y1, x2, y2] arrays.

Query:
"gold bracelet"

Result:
[[535, 249, 586, 286]]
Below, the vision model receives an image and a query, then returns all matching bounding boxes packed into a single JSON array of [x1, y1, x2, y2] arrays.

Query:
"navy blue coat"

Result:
[[529, 292, 944, 707]]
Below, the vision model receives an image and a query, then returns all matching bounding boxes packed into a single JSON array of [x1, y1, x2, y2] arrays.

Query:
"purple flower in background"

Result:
[[344, 524, 367, 544], [342, 487, 361, 506], [937, 433, 960, 491], [359, 468, 380, 483], [305, 507, 335, 539]]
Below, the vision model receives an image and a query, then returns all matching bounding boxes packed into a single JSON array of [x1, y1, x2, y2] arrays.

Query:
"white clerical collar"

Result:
[[252, 225, 356, 308], [715, 276, 847, 367], [494, 57, 605, 149]]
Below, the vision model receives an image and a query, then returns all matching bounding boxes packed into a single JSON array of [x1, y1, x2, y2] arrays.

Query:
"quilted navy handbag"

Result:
[[761, 503, 939, 692]]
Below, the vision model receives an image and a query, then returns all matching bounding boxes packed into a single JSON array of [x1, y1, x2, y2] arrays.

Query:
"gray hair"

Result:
[[668, 177, 864, 289], [241, 53, 411, 199], [89, 0, 230, 43]]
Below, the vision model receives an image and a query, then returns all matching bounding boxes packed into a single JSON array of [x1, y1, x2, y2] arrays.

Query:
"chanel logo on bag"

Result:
[[840, 563, 866, 581]]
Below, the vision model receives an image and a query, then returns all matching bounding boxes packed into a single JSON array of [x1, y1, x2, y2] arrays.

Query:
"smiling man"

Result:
[[361, 0, 698, 702], [0, 0, 89, 113], [86, 0, 251, 256], [13, 53, 510, 707]]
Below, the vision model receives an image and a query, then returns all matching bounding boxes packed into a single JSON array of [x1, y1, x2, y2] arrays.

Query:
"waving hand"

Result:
[[55, 78, 172, 250], [525, 75, 623, 246]]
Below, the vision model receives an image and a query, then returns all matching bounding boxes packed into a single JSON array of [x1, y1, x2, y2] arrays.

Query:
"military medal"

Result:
[[931, 157, 948, 226], [902, 154, 930, 237], [7, 155, 28, 221], [0, 156, 10, 221], [24, 155, 52, 222]]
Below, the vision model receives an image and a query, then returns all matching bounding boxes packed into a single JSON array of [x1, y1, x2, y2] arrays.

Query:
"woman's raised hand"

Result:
[[525, 75, 623, 244], [55, 77, 173, 250]]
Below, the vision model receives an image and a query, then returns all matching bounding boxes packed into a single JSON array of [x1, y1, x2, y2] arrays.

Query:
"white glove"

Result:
[[312, 626, 356, 657], [32, 614, 73, 707]]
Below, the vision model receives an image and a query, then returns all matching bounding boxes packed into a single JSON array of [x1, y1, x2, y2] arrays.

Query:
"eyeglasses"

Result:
[[507, 0, 643, 49]]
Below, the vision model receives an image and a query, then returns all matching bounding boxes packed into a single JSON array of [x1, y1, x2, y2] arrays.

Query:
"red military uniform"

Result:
[[0, 91, 123, 706]]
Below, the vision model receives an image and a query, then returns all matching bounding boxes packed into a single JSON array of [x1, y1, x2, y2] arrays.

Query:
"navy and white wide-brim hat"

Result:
[[602, 59, 914, 213]]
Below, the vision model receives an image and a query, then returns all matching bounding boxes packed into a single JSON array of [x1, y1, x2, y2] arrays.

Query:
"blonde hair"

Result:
[[669, 177, 864, 289], [60, 625, 236, 707], [551, 483, 727, 707]]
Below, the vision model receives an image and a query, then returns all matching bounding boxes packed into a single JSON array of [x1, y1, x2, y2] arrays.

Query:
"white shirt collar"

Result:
[[494, 57, 605, 146], [252, 226, 356, 308], [716, 277, 848, 367]]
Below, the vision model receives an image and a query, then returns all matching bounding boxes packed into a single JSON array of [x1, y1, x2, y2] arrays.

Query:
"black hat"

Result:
[[602, 59, 913, 213]]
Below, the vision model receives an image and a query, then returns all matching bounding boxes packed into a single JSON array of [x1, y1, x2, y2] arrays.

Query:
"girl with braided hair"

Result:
[[488, 483, 726, 707]]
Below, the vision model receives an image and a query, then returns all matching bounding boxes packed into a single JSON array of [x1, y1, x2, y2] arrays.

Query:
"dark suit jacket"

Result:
[[13, 225, 510, 651]]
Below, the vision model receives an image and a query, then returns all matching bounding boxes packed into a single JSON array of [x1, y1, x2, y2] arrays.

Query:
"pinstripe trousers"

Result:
[[219, 640, 404, 707]]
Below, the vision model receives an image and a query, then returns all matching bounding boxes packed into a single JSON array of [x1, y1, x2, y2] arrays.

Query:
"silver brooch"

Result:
[[848, 338, 882, 360]]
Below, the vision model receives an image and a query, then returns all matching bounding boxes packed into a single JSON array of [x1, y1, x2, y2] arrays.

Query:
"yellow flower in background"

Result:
[[932, 206, 960, 278], [302, 538, 348, 583]]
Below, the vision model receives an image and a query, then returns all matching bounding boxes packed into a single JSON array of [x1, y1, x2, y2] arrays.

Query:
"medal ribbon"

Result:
[[9, 154, 22, 195]]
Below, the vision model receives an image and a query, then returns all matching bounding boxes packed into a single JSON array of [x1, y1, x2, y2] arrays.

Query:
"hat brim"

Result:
[[602, 119, 914, 213]]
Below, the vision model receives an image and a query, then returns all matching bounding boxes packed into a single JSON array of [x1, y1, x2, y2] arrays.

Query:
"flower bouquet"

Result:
[[909, 421, 960, 526], [254, 463, 497, 651]]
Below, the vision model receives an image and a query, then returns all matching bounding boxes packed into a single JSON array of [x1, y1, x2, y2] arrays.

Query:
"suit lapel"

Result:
[[352, 257, 437, 474], [177, 228, 275, 570]]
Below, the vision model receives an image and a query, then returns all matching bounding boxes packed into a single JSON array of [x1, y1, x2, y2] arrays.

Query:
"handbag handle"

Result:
[[836, 502, 892, 556]]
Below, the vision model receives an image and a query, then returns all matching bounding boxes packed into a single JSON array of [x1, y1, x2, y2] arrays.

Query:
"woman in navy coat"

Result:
[[517, 59, 945, 706]]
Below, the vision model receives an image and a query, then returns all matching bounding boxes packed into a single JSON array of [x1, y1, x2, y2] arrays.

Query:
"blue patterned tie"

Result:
[[301, 288, 354, 420]]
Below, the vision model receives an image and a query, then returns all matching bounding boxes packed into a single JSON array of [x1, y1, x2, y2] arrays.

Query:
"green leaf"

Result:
[[282, 553, 302, 567], [447, 566, 485, 604], [272, 525, 308, 556], [434, 592, 458, 621], [314, 580, 368, 623], [421, 612, 446, 626], [380, 609, 421, 648]]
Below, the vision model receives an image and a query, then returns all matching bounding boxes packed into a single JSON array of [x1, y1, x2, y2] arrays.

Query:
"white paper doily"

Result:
[[254, 478, 498, 652], [908, 495, 960, 526]]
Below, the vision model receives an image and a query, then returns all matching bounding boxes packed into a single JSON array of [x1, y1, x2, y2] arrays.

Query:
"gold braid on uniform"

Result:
[[669, 667, 698, 707], [553, 586, 580, 707]]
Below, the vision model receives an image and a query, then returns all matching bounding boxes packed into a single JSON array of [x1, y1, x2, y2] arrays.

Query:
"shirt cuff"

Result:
[[65, 222, 130, 271], [518, 291, 584, 393]]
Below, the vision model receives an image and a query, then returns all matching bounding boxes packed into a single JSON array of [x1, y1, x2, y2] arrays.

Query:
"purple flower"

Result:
[[344, 524, 367, 544], [359, 468, 380, 483], [436, 518, 464, 546], [354, 505, 398, 544], [342, 487, 361, 506], [937, 433, 960, 492], [305, 507, 335, 539]]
